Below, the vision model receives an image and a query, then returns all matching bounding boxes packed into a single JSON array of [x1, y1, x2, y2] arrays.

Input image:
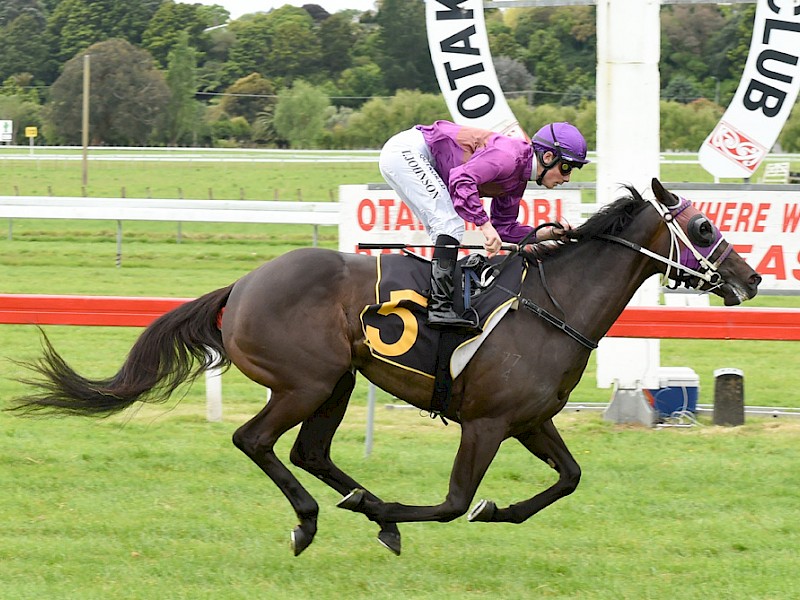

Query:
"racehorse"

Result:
[[11, 178, 761, 556]]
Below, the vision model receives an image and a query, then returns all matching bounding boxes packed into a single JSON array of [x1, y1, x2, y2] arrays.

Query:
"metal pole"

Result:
[[116, 220, 122, 268], [81, 54, 90, 187]]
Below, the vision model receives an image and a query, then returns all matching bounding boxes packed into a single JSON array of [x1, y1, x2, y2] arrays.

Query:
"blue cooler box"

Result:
[[644, 367, 699, 417]]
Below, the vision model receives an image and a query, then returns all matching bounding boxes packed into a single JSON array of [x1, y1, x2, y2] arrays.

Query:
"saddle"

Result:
[[360, 252, 527, 418]]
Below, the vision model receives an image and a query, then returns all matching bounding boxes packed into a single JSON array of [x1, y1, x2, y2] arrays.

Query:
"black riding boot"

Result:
[[427, 236, 481, 333]]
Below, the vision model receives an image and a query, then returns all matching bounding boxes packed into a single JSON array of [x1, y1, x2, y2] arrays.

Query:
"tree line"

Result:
[[0, 0, 798, 151]]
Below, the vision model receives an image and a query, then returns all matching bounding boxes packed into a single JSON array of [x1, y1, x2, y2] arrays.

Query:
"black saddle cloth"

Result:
[[360, 253, 526, 377]]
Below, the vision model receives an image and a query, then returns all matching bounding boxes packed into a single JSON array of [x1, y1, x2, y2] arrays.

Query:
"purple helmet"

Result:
[[532, 122, 590, 165]]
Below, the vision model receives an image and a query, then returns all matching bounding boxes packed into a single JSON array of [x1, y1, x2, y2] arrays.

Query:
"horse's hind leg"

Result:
[[289, 371, 402, 555], [232, 390, 330, 556], [338, 418, 507, 526], [468, 418, 581, 524]]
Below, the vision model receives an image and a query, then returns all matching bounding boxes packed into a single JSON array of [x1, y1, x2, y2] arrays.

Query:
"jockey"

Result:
[[379, 119, 590, 332]]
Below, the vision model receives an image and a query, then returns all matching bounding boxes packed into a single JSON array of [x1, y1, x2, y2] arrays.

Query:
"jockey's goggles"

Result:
[[558, 160, 582, 175]]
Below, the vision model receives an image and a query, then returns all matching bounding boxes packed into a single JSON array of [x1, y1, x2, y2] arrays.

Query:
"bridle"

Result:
[[495, 196, 734, 350], [597, 196, 733, 293]]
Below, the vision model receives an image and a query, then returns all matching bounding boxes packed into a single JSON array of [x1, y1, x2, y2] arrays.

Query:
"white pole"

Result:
[[205, 348, 223, 422], [365, 384, 376, 457], [81, 54, 90, 187], [595, 0, 662, 392]]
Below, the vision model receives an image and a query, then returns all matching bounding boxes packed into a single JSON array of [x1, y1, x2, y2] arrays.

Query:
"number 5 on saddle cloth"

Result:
[[360, 252, 528, 418]]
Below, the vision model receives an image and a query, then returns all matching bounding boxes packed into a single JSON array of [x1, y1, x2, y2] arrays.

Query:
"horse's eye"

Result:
[[687, 215, 716, 247]]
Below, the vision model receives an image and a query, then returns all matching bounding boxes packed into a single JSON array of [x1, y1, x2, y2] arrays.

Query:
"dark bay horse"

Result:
[[12, 178, 761, 556]]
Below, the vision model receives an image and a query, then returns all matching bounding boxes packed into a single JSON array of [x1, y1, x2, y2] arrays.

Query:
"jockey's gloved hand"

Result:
[[539, 218, 573, 243]]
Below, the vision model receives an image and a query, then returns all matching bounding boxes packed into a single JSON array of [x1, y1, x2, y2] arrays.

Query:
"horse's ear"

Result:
[[652, 177, 680, 207]]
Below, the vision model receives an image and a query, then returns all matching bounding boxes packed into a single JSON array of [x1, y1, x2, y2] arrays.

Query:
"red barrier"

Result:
[[0, 294, 191, 327], [607, 306, 800, 341], [0, 294, 799, 341]]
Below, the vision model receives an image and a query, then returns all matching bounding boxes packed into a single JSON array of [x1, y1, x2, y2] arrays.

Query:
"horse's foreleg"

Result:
[[289, 371, 402, 555], [338, 419, 506, 526], [232, 396, 324, 557], [468, 418, 581, 524]]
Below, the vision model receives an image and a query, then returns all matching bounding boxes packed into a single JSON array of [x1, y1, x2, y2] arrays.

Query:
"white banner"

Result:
[[699, 0, 800, 178], [425, 0, 526, 138], [338, 185, 582, 258]]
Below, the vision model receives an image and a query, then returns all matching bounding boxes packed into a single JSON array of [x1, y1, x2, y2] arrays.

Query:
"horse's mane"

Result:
[[525, 186, 647, 263], [570, 185, 646, 242]]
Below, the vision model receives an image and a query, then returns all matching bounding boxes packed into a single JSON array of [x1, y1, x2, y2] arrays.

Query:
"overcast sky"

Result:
[[182, 1, 378, 20]]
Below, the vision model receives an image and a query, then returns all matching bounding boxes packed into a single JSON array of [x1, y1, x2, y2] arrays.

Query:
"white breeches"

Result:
[[378, 128, 465, 242]]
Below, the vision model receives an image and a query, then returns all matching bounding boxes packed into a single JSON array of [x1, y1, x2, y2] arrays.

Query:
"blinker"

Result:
[[687, 214, 715, 247]]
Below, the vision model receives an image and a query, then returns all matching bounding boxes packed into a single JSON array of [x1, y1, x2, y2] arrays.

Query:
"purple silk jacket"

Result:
[[417, 120, 534, 243]]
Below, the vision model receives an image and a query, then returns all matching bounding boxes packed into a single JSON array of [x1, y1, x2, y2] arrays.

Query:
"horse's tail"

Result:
[[9, 284, 234, 417]]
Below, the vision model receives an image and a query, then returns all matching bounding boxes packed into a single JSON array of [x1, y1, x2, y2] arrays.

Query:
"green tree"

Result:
[[343, 90, 447, 148], [273, 80, 330, 148], [163, 30, 201, 145], [0, 9, 51, 83], [374, 0, 437, 93], [516, 7, 596, 99], [661, 6, 726, 87], [1, 0, 47, 27], [46, 39, 169, 145], [317, 12, 356, 76], [219, 72, 276, 124], [251, 104, 280, 147], [660, 99, 722, 151], [486, 9, 525, 62], [141, 0, 209, 68], [663, 74, 702, 104], [196, 3, 229, 28], [336, 62, 386, 108], [45, 0, 100, 64], [44, 0, 164, 69], [0, 85, 43, 143], [197, 26, 238, 93], [226, 7, 322, 83], [226, 14, 273, 78], [1, 72, 40, 103], [263, 7, 321, 81], [98, 0, 163, 45], [493, 56, 533, 97], [722, 5, 756, 82]]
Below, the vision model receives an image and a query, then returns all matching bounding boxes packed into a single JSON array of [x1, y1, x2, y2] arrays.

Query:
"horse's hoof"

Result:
[[377, 530, 401, 556], [337, 488, 366, 511], [467, 499, 497, 522], [291, 525, 314, 556]]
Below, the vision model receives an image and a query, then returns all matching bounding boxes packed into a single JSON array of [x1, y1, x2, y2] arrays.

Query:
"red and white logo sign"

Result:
[[706, 121, 767, 174]]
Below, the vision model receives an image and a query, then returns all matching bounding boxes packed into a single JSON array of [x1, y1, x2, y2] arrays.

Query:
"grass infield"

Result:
[[1, 155, 798, 598]]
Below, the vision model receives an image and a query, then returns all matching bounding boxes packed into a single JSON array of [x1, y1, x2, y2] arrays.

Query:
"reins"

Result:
[[496, 281, 599, 349]]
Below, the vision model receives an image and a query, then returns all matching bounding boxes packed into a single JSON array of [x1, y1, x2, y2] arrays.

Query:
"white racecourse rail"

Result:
[[0, 196, 339, 224]]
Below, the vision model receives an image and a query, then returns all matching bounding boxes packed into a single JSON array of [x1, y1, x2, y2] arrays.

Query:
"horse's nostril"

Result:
[[751, 273, 763, 287]]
